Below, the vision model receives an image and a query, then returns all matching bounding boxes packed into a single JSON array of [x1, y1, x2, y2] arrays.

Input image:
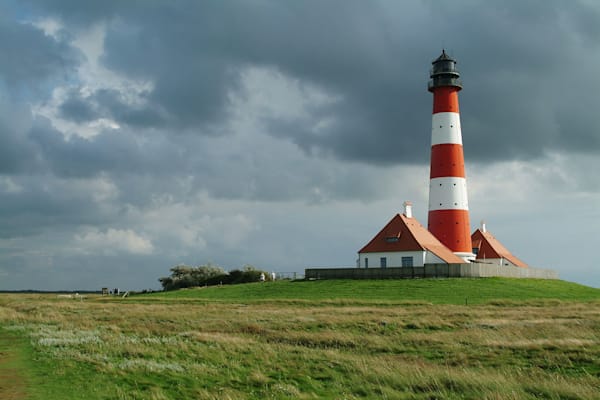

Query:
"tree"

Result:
[[158, 263, 271, 291], [158, 263, 227, 290]]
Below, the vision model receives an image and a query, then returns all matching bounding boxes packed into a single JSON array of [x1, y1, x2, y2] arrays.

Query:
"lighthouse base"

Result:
[[454, 252, 476, 263]]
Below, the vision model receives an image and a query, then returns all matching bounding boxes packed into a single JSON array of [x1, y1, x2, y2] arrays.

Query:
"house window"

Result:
[[401, 256, 413, 267], [472, 248, 479, 255], [365, 258, 368, 268], [380, 257, 387, 268]]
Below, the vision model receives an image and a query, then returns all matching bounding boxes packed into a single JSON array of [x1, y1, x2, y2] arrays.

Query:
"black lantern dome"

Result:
[[428, 50, 462, 92]]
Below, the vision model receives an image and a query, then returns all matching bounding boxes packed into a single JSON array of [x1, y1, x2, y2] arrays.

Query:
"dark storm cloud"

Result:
[[0, 102, 42, 174], [28, 116, 190, 180], [59, 88, 165, 127], [92, 89, 166, 128], [0, 0, 596, 290], [58, 90, 99, 122], [424, 0, 600, 161], [0, 9, 80, 96], [24, 0, 600, 165], [0, 107, 190, 237], [1, 250, 168, 291], [264, 82, 431, 165], [20, 0, 124, 26], [0, 176, 102, 238], [3, 0, 599, 207], [0, 117, 133, 240], [0, 5, 81, 173]]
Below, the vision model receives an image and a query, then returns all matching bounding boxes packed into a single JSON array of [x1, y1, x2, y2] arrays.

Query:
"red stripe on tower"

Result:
[[427, 50, 474, 261]]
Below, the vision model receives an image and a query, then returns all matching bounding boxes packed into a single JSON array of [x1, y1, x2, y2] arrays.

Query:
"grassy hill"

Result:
[[142, 277, 600, 305], [2, 278, 599, 399]]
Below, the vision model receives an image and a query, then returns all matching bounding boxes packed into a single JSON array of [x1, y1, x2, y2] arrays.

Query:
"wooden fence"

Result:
[[305, 263, 558, 280]]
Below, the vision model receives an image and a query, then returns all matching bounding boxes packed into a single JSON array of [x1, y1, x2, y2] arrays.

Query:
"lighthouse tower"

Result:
[[427, 50, 474, 261]]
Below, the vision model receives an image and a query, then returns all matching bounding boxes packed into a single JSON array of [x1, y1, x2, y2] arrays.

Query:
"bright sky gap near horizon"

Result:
[[0, 1, 599, 290]]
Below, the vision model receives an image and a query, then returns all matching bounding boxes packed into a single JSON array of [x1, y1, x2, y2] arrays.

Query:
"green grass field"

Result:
[[143, 277, 600, 304], [1, 278, 599, 399]]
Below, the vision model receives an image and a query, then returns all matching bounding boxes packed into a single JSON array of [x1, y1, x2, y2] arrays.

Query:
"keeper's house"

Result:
[[357, 202, 464, 268]]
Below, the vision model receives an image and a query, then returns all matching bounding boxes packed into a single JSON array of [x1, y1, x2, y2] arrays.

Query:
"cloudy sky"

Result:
[[1, 0, 599, 290]]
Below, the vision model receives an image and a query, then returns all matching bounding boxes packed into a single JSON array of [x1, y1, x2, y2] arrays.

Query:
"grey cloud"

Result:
[[2, 1, 600, 290], [21, 0, 125, 27], [29, 116, 190, 180], [0, 250, 168, 291], [58, 90, 99, 122], [0, 10, 80, 96], [100, 20, 242, 130], [257, 68, 431, 166], [0, 175, 110, 238], [92, 89, 165, 128], [47, 0, 600, 163], [15, 0, 600, 198], [58, 88, 165, 127], [0, 102, 44, 174], [8, 0, 600, 199]]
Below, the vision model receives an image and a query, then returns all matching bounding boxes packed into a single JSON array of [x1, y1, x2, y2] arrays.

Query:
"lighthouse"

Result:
[[427, 50, 474, 261], [349, 50, 556, 279]]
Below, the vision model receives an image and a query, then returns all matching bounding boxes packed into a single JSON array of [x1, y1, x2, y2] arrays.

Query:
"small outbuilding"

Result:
[[471, 222, 529, 268]]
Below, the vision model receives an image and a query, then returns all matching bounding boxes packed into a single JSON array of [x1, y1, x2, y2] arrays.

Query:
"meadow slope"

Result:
[[144, 277, 600, 304], [0, 278, 598, 399]]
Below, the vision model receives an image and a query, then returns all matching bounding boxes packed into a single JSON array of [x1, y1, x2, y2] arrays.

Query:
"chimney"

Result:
[[403, 201, 413, 218], [481, 220, 486, 233]]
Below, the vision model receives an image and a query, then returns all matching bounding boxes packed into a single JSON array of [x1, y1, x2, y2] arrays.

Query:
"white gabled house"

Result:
[[357, 202, 464, 268]]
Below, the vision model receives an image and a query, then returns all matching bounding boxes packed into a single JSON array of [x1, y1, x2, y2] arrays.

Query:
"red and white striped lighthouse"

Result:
[[427, 50, 474, 261]]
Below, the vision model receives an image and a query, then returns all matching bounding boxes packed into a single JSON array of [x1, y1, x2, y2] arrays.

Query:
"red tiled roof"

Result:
[[358, 214, 464, 264], [471, 229, 529, 268]]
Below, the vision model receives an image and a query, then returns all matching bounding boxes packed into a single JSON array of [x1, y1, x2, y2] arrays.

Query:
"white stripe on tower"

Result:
[[427, 50, 474, 261], [431, 113, 462, 145]]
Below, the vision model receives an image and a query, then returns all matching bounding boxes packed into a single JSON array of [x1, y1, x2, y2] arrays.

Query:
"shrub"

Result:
[[158, 264, 227, 290], [158, 264, 271, 290], [226, 265, 268, 284]]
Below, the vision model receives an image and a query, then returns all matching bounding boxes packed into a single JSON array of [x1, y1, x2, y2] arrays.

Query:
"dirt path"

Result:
[[0, 333, 27, 400]]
